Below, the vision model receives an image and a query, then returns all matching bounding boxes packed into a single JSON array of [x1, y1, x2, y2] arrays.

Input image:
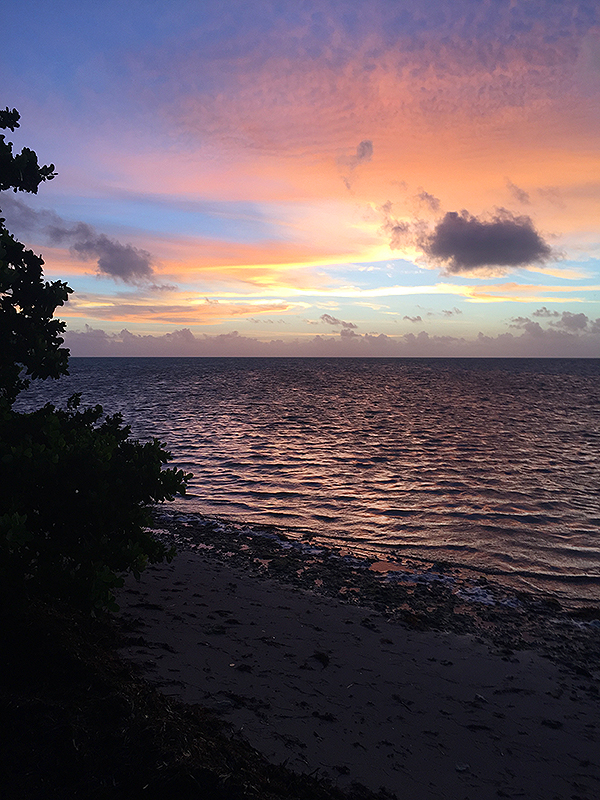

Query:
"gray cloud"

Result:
[[441, 307, 462, 316], [509, 316, 545, 336], [355, 140, 373, 164], [421, 209, 555, 275], [0, 194, 154, 283], [511, 311, 593, 336], [551, 311, 589, 331], [340, 327, 359, 338], [339, 140, 373, 189], [403, 315, 422, 323], [320, 313, 357, 329], [416, 190, 440, 211], [532, 306, 560, 318], [64, 321, 600, 359], [70, 232, 153, 281], [506, 179, 530, 204], [379, 201, 412, 250]]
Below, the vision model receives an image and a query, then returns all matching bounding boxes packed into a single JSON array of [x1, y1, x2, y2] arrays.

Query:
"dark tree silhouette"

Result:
[[0, 109, 190, 610], [0, 107, 70, 404]]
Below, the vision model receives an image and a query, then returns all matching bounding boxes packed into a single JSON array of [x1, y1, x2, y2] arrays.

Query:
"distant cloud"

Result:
[[340, 326, 359, 338], [339, 140, 373, 189], [320, 313, 357, 329], [379, 201, 412, 250], [441, 307, 462, 316], [532, 306, 560, 318], [354, 140, 373, 165], [421, 210, 555, 275], [509, 316, 545, 336], [551, 311, 589, 331], [63, 319, 600, 359], [511, 310, 594, 335], [416, 190, 441, 211], [506, 179, 530, 204], [403, 315, 422, 323], [0, 194, 154, 283], [69, 231, 153, 282], [513, 310, 591, 333]]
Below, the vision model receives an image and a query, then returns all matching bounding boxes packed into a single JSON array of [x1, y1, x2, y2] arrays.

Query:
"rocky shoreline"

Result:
[[113, 510, 600, 798], [151, 509, 600, 681]]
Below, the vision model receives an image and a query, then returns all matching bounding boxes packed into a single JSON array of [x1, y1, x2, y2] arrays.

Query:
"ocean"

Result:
[[15, 357, 600, 605]]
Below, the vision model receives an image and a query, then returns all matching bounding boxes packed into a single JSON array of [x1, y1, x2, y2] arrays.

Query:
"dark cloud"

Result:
[[442, 307, 462, 317], [416, 190, 440, 211], [506, 179, 530, 205], [552, 311, 589, 331], [70, 232, 153, 281], [510, 311, 591, 335], [509, 317, 545, 336], [532, 306, 560, 318], [340, 327, 358, 338], [0, 194, 154, 283], [355, 140, 373, 165], [339, 140, 373, 189], [403, 315, 422, 323], [421, 209, 555, 275], [320, 313, 357, 329]]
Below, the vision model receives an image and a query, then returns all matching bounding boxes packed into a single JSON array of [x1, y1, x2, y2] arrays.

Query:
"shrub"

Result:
[[0, 395, 190, 610]]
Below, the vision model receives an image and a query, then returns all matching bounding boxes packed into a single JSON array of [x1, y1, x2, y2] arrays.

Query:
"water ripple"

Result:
[[16, 356, 600, 603]]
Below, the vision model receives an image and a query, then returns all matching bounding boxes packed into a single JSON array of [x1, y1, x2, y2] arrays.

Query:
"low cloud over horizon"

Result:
[[62, 306, 600, 359]]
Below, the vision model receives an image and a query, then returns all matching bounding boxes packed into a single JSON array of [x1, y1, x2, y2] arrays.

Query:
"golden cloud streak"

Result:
[[196, 282, 600, 303], [61, 297, 303, 324]]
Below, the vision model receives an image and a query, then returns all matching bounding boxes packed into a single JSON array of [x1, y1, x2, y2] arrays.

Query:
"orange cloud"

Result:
[[61, 293, 303, 325]]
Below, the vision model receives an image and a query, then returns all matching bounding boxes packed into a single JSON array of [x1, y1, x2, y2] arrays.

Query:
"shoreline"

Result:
[[115, 514, 600, 799], [150, 510, 600, 673], [163, 504, 600, 608]]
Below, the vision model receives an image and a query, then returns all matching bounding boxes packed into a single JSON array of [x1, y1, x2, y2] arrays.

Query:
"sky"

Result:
[[2, 0, 600, 357]]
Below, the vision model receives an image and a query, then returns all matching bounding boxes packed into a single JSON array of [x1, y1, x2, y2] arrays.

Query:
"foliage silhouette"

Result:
[[0, 107, 69, 404], [0, 109, 190, 610]]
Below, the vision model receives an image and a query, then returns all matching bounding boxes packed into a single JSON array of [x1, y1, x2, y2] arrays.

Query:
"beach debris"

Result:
[[311, 651, 330, 668], [541, 718, 563, 729], [312, 711, 337, 722], [149, 508, 600, 680], [360, 616, 379, 631]]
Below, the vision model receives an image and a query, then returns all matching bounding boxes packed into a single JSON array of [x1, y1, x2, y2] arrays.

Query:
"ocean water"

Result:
[[16, 357, 600, 605]]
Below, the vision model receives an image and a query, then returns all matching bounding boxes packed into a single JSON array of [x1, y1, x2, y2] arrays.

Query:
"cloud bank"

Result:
[[63, 314, 600, 359]]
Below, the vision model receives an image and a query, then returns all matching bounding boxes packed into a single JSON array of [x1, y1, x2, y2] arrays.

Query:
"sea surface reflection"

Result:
[[17, 357, 600, 604]]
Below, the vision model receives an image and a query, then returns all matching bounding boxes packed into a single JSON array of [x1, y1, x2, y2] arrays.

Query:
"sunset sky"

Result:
[[2, 0, 599, 356]]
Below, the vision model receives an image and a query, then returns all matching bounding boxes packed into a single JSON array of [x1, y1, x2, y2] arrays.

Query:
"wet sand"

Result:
[[117, 530, 600, 800]]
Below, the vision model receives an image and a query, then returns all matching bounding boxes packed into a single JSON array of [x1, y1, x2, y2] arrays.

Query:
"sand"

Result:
[[116, 539, 600, 800]]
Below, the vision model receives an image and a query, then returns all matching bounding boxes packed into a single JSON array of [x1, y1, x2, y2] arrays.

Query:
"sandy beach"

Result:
[[115, 519, 600, 800]]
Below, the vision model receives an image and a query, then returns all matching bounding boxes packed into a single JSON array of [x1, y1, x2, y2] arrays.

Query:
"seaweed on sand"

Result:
[[0, 601, 392, 800]]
